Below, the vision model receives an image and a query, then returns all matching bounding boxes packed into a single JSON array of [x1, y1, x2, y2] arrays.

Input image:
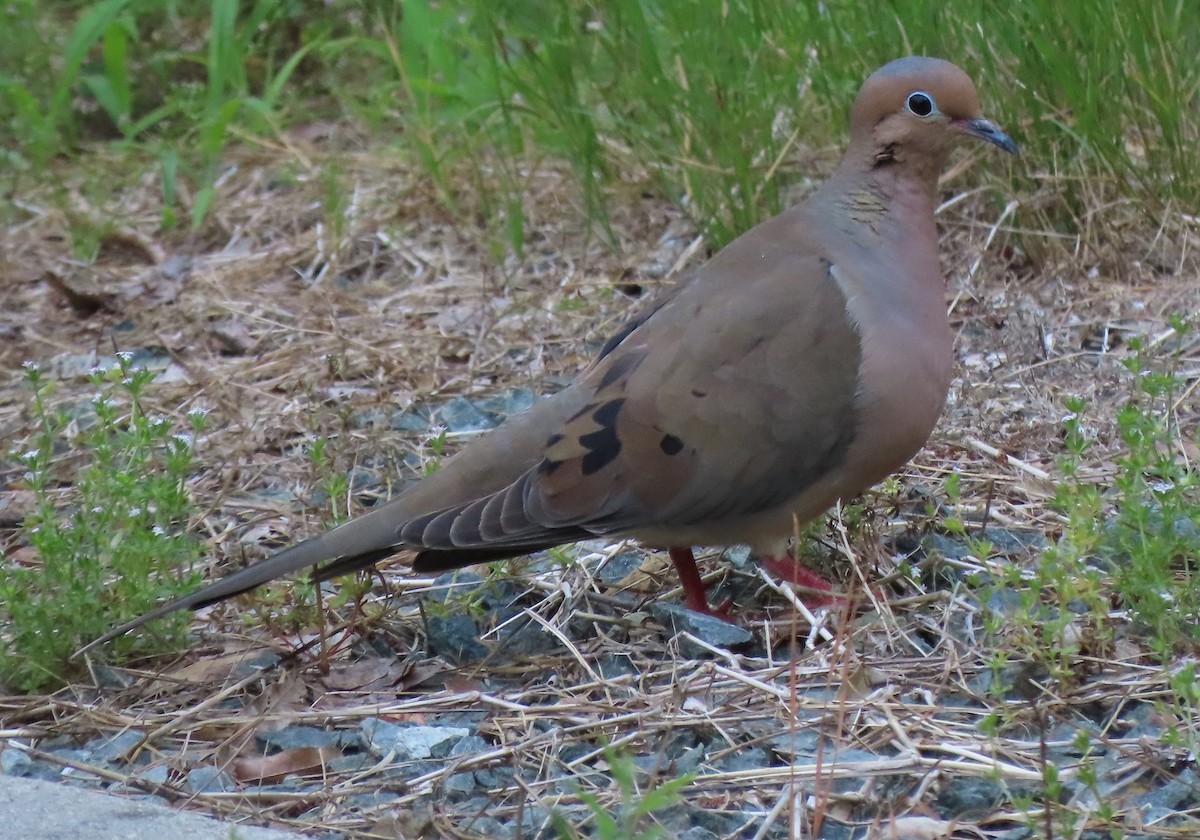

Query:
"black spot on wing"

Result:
[[578, 398, 624, 476], [659, 433, 683, 456], [546, 433, 564, 447], [538, 458, 563, 476]]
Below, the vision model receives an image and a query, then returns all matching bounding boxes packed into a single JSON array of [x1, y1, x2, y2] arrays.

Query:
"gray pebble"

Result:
[[360, 718, 469, 761], [185, 765, 236, 793], [652, 602, 752, 655], [1137, 765, 1200, 811], [426, 613, 489, 664], [435, 395, 495, 432], [86, 731, 144, 764], [255, 725, 359, 752], [936, 776, 1006, 818], [0, 749, 33, 776], [450, 735, 488, 757], [445, 772, 477, 798]]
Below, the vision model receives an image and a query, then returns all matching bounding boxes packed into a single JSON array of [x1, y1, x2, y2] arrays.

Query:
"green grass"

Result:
[[1, 1, 1195, 243]]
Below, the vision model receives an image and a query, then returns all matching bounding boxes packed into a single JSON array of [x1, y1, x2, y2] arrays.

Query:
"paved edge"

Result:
[[0, 773, 317, 840]]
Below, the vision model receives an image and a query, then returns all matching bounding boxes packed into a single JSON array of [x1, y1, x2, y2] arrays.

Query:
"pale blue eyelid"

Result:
[[905, 91, 939, 117]]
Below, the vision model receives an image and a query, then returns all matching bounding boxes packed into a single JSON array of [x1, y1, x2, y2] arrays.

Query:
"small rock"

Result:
[[474, 764, 515, 789], [713, 747, 771, 773], [327, 753, 374, 774], [135, 765, 170, 786], [936, 776, 1006, 818], [185, 766, 236, 793], [675, 744, 706, 775], [651, 602, 752, 656], [426, 613, 488, 664], [445, 771, 477, 798], [390, 406, 436, 432], [89, 665, 138, 690], [498, 617, 561, 657], [87, 731, 145, 764], [450, 735, 489, 757], [436, 396, 495, 433], [1136, 765, 1200, 811], [473, 388, 536, 420], [598, 655, 638, 680], [771, 730, 824, 757], [0, 749, 32, 776], [255, 725, 359, 752], [361, 718, 469, 761], [595, 551, 646, 583], [229, 651, 281, 679]]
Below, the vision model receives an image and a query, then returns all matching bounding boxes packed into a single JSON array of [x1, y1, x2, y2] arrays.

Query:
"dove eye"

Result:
[[905, 91, 935, 117]]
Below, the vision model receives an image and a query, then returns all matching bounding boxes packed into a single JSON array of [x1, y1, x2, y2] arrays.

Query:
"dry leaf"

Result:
[[868, 814, 956, 839], [612, 552, 673, 596], [168, 649, 268, 684], [231, 746, 339, 783]]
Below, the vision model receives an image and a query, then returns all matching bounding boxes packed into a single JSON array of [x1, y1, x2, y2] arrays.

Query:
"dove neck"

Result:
[[827, 144, 946, 215], [817, 156, 942, 237]]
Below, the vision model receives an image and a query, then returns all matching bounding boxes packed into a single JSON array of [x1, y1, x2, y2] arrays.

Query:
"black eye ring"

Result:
[[906, 91, 935, 117]]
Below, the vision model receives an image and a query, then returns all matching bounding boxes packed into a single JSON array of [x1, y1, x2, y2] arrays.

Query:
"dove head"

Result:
[[847, 56, 1017, 175]]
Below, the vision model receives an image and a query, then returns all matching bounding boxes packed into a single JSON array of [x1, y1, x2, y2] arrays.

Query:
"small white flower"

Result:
[[22, 360, 39, 372], [173, 432, 193, 446], [92, 506, 104, 513], [187, 407, 210, 419], [22, 450, 39, 461], [152, 525, 167, 537], [129, 507, 142, 516], [115, 351, 133, 362]]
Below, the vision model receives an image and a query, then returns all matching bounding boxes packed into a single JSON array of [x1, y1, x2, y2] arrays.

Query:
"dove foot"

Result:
[[758, 555, 841, 608]]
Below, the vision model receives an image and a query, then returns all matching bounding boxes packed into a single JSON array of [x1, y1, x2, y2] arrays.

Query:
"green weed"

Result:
[[553, 747, 691, 840], [1, 355, 205, 691]]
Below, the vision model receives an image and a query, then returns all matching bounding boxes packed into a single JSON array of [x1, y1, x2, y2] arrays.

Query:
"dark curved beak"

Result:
[[955, 117, 1019, 154]]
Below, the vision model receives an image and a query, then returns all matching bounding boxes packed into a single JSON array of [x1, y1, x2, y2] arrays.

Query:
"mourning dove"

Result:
[[80, 56, 1016, 654]]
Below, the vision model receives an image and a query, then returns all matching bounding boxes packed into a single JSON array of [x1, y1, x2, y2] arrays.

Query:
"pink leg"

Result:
[[758, 555, 840, 608], [668, 546, 733, 618]]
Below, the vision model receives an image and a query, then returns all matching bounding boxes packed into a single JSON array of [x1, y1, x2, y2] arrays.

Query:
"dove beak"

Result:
[[955, 117, 1019, 154]]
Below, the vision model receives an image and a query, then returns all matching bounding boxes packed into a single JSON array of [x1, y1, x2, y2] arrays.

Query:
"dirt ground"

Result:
[[1, 136, 1198, 837]]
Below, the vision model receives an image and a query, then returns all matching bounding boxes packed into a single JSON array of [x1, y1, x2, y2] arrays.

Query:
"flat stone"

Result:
[[360, 718, 469, 761], [426, 613, 489, 664], [445, 772, 477, 797], [435, 395, 495, 432], [651, 602, 752, 656], [185, 766, 236, 793], [86, 731, 145, 764], [255, 725, 359, 752], [936, 776, 1006, 818], [1137, 765, 1200, 811]]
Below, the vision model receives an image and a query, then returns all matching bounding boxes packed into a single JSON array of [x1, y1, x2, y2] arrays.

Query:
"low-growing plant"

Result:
[[1, 355, 205, 691], [553, 746, 691, 840], [974, 318, 1199, 711]]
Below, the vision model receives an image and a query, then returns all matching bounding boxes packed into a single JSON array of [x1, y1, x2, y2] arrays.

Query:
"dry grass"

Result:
[[1, 128, 1199, 838]]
